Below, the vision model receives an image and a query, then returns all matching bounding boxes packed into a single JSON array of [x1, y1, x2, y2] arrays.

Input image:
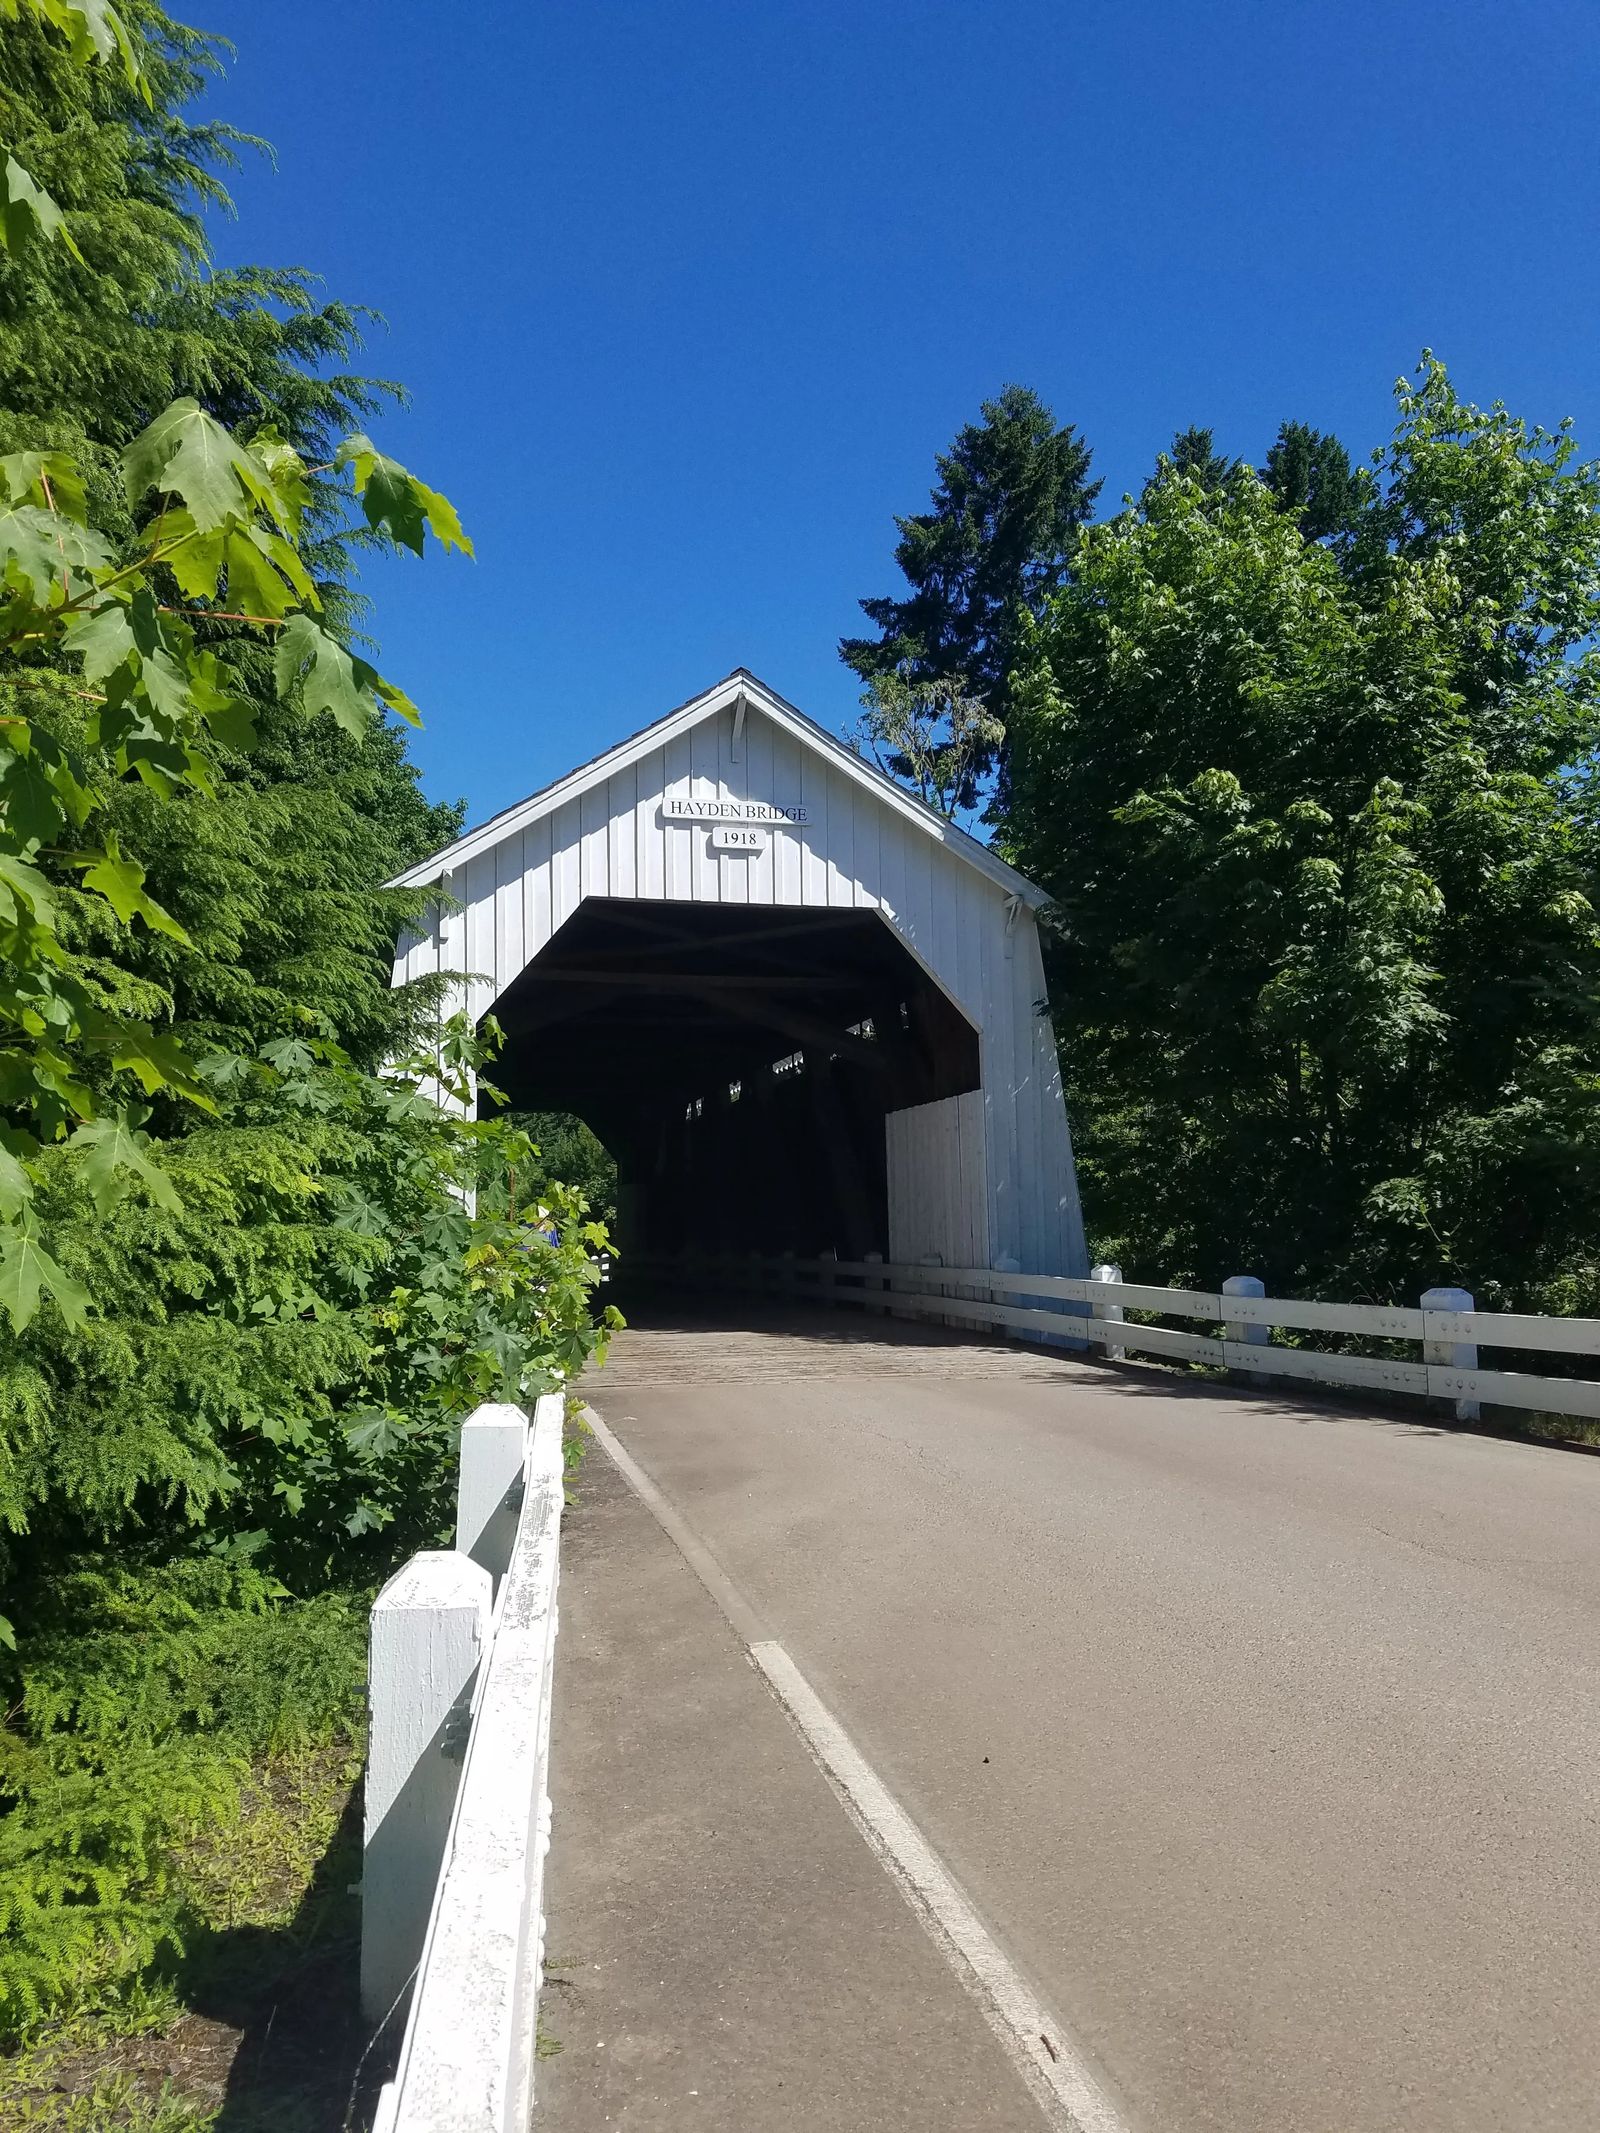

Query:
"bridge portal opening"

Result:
[[483, 897, 980, 1261]]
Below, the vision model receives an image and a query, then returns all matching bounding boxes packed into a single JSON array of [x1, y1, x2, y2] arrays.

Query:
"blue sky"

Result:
[[202, 0, 1600, 829]]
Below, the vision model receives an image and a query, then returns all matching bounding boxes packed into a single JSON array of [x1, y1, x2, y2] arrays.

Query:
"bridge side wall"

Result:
[[394, 702, 1088, 1277], [887, 1091, 988, 1268]]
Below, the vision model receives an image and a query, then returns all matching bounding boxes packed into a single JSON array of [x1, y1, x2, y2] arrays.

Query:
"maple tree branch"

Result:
[[38, 468, 73, 602], [0, 677, 103, 703]]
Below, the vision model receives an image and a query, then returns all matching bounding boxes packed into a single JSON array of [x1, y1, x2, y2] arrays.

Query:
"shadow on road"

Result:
[[607, 1281, 1600, 1458]]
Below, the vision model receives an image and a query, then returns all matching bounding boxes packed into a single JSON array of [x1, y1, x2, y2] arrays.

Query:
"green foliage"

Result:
[[0, 1, 140, 265], [0, 0, 618, 2055], [0, 0, 472, 1327], [0, 1019, 618, 2035], [1161, 424, 1236, 492], [999, 357, 1600, 1311], [562, 1394, 592, 1480], [1, 1019, 617, 1568], [516, 1109, 618, 1229], [1, 1738, 362, 2128], [0, 7, 470, 1330], [841, 384, 1099, 802], [0, 1741, 227, 2036], [0, 4, 382, 465], [1, 3, 139, 84], [0, 384, 465, 1325], [5, 2063, 215, 2131], [0, 1558, 363, 2037], [1260, 419, 1365, 542], [846, 668, 1004, 822], [3, 149, 81, 259]]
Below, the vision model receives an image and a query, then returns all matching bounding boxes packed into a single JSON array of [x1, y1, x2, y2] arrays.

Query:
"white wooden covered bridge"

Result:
[[390, 671, 1087, 1277]]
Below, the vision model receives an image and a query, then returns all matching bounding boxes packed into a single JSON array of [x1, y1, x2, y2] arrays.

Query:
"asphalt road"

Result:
[[585, 1302, 1600, 2133]]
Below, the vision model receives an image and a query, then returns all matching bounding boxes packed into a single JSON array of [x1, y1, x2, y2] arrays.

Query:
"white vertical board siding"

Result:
[[875, 806, 906, 944], [635, 746, 665, 903], [899, 815, 935, 973], [663, 731, 694, 902], [798, 735, 828, 906], [521, 810, 552, 972], [438, 869, 467, 1014], [606, 758, 637, 903], [393, 701, 1088, 1277], [1010, 910, 1041, 1269], [886, 1093, 989, 1268], [827, 766, 856, 910], [852, 777, 881, 911], [551, 799, 582, 937], [771, 723, 804, 905], [689, 715, 719, 904], [750, 716, 780, 908], [492, 829, 525, 1003], [1020, 918, 1089, 1273], [462, 850, 497, 1024], [578, 781, 607, 904]]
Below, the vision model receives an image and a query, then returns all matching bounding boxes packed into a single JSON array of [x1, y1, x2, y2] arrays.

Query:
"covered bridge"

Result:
[[389, 671, 1087, 1276]]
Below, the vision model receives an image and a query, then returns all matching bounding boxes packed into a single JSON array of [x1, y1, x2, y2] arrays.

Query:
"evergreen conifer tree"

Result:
[[1163, 423, 1237, 490], [1260, 419, 1364, 541], [840, 384, 1098, 786], [0, 4, 459, 1069]]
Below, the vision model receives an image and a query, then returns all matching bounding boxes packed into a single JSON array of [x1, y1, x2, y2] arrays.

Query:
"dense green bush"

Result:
[[517, 1111, 619, 1229], [0, 1562, 362, 2034], [0, 1016, 617, 2035]]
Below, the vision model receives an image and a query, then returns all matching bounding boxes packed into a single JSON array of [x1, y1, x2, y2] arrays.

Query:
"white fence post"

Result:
[[361, 1551, 492, 2024], [1223, 1274, 1270, 1385], [917, 1253, 948, 1328], [456, 1402, 528, 1588], [1090, 1262, 1125, 1360], [1422, 1285, 1480, 1422], [864, 1248, 889, 1316], [990, 1254, 1020, 1337]]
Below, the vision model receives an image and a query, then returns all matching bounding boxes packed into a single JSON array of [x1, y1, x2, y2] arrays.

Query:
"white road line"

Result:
[[749, 1642, 1130, 2133], [581, 1401, 1133, 2133]]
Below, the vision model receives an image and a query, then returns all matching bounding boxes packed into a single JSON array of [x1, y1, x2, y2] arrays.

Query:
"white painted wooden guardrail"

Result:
[[363, 1389, 567, 2133], [630, 1250, 1600, 1425], [361, 1552, 491, 2027], [1089, 1261, 1124, 1361]]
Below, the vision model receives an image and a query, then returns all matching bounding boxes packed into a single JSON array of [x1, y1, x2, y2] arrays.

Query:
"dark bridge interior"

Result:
[[485, 898, 980, 1259]]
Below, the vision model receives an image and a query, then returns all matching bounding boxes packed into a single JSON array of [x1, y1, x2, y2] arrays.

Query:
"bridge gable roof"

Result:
[[388, 669, 1050, 908]]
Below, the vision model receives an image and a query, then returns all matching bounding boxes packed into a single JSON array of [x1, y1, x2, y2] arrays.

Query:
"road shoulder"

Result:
[[538, 1432, 1049, 2132]]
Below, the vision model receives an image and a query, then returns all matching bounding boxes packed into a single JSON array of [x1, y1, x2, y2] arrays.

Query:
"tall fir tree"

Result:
[[0, 5, 389, 458], [840, 384, 1098, 788], [1260, 419, 1364, 542], [1163, 423, 1237, 490]]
